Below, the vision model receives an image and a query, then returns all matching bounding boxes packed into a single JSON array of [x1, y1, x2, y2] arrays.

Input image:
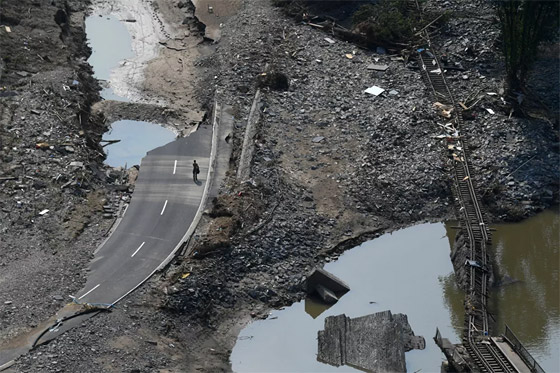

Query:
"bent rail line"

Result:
[[418, 44, 507, 372], [412, 2, 521, 370]]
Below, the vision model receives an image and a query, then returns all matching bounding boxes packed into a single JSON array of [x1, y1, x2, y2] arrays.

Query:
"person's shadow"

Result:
[[194, 179, 202, 186]]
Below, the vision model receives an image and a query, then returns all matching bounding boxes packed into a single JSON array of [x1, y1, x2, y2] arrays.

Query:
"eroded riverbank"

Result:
[[231, 211, 559, 372], [1, 0, 558, 371]]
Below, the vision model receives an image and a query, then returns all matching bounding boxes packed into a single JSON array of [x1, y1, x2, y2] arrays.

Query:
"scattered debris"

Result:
[[364, 85, 385, 96], [367, 64, 389, 71], [433, 102, 453, 118]]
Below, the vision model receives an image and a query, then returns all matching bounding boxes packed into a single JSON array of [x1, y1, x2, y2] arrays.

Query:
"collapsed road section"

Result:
[[0, 121, 213, 369], [0, 0, 230, 368]]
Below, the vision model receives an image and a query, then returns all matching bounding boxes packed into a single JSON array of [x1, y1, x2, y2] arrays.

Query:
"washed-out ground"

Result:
[[1, 0, 558, 372]]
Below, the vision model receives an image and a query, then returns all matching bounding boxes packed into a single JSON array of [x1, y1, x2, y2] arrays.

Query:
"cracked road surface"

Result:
[[0, 125, 212, 369], [76, 125, 210, 306]]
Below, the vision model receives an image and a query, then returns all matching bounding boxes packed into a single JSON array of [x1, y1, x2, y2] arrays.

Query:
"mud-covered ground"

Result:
[[2, 0, 558, 372]]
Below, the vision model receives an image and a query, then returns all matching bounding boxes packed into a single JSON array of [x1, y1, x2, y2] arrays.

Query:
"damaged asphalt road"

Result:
[[1, 0, 558, 372]]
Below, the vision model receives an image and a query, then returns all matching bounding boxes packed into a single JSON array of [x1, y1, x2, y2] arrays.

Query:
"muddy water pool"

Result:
[[102, 120, 176, 168], [231, 222, 463, 372], [86, 11, 177, 167], [231, 210, 559, 372], [85, 14, 133, 101], [487, 210, 559, 371]]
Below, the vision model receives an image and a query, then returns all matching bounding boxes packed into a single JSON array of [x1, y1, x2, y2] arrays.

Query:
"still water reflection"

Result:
[[232, 210, 559, 372], [85, 14, 133, 100], [231, 223, 463, 372], [102, 120, 176, 168], [487, 210, 558, 372]]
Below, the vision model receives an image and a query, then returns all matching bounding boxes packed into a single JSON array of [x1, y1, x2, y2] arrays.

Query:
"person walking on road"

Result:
[[193, 160, 200, 182]]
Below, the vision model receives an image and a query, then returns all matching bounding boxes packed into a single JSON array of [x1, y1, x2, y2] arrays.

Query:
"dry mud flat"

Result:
[[5, 0, 560, 372]]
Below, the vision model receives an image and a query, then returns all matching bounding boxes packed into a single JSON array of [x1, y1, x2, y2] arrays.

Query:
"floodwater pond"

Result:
[[487, 210, 559, 372], [231, 222, 463, 372], [102, 120, 176, 168], [231, 210, 559, 372], [85, 14, 133, 100], [86, 13, 177, 168]]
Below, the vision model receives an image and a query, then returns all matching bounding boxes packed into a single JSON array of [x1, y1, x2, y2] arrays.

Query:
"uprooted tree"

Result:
[[494, 0, 559, 93]]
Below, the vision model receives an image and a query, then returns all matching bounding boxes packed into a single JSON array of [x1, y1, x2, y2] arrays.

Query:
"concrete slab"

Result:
[[492, 337, 532, 373], [305, 268, 350, 296]]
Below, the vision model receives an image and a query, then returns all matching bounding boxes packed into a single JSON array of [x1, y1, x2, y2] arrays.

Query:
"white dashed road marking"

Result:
[[131, 242, 146, 257], [160, 200, 168, 215], [173, 160, 177, 175], [78, 284, 100, 300]]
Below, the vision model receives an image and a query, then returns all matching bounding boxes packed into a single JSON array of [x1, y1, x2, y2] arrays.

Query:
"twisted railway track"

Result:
[[412, 2, 518, 371], [419, 45, 516, 373]]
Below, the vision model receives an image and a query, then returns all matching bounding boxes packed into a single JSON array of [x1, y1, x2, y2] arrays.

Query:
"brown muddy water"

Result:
[[231, 210, 559, 372], [487, 210, 559, 371]]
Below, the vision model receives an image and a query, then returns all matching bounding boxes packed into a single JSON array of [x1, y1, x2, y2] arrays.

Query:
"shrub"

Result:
[[494, 0, 559, 93]]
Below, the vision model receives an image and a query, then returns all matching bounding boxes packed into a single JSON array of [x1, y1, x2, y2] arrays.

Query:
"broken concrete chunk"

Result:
[[69, 161, 84, 169], [364, 85, 385, 96], [312, 136, 325, 143], [367, 64, 389, 71], [324, 37, 335, 44], [317, 311, 425, 372], [305, 268, 350, 304], [315, 284, 338, 304]]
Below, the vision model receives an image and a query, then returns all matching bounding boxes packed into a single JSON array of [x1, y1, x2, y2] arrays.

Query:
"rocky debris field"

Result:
[[0, 0, 146, 358], [426, 0, 559, 220], [3, 0, 559, 372], [168, 0, 557, 369], [0, 0, 112, 347]]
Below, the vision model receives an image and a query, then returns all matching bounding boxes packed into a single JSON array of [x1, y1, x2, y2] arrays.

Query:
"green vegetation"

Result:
[[494, 0, 559, 92], [353, 1, 416, 45], [352, 0, 447, 47]]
